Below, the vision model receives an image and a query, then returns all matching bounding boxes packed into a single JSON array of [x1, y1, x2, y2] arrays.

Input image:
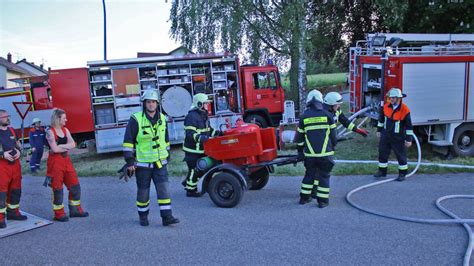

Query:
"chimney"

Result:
[[40, 64, 44, 69], [48, 67, 51, 72], [7, 53, 12, 62]]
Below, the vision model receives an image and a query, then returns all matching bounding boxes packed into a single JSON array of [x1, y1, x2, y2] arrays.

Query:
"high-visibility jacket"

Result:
[[377, 102, 413, 142], [123, 111, 170, 166], [182, 108, 219, 154], [296, 102, 337, 157]]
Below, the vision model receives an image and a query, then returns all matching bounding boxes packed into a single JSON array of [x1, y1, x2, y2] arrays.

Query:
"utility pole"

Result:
[[102, 0, 107, 60]]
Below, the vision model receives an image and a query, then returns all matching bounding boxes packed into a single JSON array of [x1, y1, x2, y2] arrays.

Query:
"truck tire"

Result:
[[248, 167, 270, 190], [245, 114, 268, 128], [452, 123, 474, 157], [208, 172, 244, 208]]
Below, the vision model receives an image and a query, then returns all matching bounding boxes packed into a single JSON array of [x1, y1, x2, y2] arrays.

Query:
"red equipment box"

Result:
[[204, 121, 277, 166]]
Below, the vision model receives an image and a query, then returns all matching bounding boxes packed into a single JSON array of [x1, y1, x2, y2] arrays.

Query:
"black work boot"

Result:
[[373, 168, 387, 178], [69, 205, 89, 218], [186, 190, 202, 198], [397, 170, 407, 181], [54, 216, 69, 222], [162, 215, 180, 226], [318, 199, 329, 208], [7, 208, 28, 220], [0, 213, 6, 228], [139, 213, 149, 226], [299, 194, 312, 205]]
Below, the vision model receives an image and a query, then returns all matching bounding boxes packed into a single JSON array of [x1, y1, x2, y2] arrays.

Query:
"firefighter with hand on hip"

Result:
[[323, 92, 369, 137], [295, 90, 337, 208], [182, 93, 221, 197], [123, 90, 179, 227], [29, 117, 46, 173], [0, 110, 28, 228], [374, 88, 414, 181]]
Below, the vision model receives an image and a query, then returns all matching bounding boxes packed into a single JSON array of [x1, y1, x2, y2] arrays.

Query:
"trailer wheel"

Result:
[[208, 172, 244, 208], [452, 123, 474, 157], [248, 167, 270, 190], [245, 114, 268, 128]]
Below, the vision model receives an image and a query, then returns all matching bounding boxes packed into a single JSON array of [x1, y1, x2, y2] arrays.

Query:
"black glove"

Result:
[[198, 134, 209, 144], [297, 147, 305, 161], [118, 164, 134, 182]]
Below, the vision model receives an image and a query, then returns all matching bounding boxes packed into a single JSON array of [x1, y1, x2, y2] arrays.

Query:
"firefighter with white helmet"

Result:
[[374, 88, 414, 181], [295, 89, 337, 208], [29, 117, 46, 173], [323, 92, 369, 137], [123, 89, 179, 226], [182, 93, 221, 197]]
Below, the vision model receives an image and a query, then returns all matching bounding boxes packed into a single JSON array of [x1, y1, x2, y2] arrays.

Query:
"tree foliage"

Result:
[[170, 0, 311, 110], [307, 0, 473, 73], [169, 0, 473, 109]]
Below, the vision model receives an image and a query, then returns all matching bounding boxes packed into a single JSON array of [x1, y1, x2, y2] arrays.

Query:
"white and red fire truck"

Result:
[[2, 53, 286, 153], [349, 33, 474, 156]]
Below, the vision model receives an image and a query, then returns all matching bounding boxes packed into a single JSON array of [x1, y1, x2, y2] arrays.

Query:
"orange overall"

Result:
[[46, 127, 86, 219], [0, 127, 24, 226]]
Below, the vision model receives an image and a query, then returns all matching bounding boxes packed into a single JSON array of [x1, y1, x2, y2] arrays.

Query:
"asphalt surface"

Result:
[[1, 173, 473, 265]]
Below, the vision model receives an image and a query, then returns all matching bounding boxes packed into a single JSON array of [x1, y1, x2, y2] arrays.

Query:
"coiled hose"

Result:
[[342, 107, 474, 266]]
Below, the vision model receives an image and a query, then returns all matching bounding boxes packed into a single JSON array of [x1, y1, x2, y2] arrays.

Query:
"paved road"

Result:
[[2, 173, 473, 265]]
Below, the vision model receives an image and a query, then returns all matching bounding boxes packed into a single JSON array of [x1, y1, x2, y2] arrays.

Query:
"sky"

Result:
[[0, 0, 179, 69]]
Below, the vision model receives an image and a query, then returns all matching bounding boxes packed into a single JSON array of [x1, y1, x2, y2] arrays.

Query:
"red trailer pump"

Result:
[[198, 120, 299, 208], [205, 120, 277, 165]]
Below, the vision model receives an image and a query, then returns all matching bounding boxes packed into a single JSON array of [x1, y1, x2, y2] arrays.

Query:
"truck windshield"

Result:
[[252, 72, 277, 89]]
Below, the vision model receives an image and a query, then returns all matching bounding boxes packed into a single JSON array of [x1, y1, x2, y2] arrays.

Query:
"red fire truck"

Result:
[[4, 53, 285, 153], [349, 33, 474, 156]]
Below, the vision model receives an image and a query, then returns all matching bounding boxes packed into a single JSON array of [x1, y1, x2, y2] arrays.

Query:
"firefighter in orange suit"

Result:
[[374, 88, 413, 181], [45, 108, 88, 221], [0, 109, 28, 228]]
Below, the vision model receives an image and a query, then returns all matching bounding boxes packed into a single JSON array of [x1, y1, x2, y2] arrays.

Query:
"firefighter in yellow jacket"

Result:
[[123, 90, 179, 226]]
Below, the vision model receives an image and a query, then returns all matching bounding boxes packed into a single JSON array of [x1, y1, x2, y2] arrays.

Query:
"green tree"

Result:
[[169, 0, 311, 111], [377, 0, 473, 33]]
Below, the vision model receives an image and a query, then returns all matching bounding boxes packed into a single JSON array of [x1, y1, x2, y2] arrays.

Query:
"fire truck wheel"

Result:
[[208, 172, 244, 208], [245, 114, 268, 128], [248, 167, 270, 190], [452, 123, 474, 157]]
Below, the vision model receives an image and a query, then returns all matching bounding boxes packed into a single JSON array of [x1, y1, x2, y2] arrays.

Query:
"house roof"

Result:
[[0, 57, 32, 75], [16, 59, 48, 74]]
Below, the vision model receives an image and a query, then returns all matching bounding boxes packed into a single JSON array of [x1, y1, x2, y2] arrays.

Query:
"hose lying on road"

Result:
[[340, 115, 474, 265]]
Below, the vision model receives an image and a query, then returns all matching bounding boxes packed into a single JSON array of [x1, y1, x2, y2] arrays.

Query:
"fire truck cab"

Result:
[[349, 33, 474, 156]]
